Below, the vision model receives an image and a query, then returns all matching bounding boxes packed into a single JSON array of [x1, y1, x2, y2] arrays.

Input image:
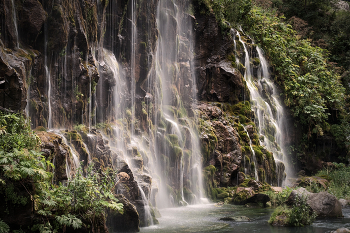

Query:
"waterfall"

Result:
[[44, 20, 52, 129], [130, 0, 137, 136], [242, 124, 258, 180], [10, 0, 19, 48], [234, 29, 291, 185], [103, 50, 154, 226], [148, 0, 204, 208]]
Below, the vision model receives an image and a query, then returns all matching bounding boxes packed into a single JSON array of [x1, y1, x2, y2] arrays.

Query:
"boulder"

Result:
[[233, 187, 255, 204], [106, 194, 140, 232], [287, 188, 343, 218], [331, 228, 350, 233], [339, 199, 349, 208], [246, 193, 270, 207]]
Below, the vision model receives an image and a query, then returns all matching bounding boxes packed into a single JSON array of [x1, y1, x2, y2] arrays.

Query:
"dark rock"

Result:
[[246, 193, 270, 207], [17, 0, 47, 46], [106, 194, 140, 233]]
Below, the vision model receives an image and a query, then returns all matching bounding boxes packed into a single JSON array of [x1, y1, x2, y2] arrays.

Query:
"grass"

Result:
[[314, 165, 350, 200]]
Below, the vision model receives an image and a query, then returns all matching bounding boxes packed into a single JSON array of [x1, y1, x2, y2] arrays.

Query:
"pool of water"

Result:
[[140, 204, 350, 233]]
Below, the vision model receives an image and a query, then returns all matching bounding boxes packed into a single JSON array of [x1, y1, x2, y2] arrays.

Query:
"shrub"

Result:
[[268, 195, 317, 226]]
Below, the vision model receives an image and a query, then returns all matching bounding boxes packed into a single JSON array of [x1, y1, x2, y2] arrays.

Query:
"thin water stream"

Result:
[[141, 205, 350, 233]]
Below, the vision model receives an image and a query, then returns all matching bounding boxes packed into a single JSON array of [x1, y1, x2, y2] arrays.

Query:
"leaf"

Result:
[[0, 219, 10, 233]]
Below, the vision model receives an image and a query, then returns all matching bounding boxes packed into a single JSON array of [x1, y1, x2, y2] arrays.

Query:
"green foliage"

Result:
[[288, 195, 317, 226], [242, 7, 345, 138], [268, 205, 290, 225], [315, 165, 350, 199], [0, 219, 9, 233], [35, 164, 123, 230], [0, 112, 123, 231], [0, 112, 39, 152], [268, 195, 316, 226], [194, 0, 252, 29], [265, 187, 293, 206]]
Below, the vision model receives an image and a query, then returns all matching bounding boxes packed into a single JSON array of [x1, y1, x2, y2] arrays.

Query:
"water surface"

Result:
[[141, 204, 350, 233]]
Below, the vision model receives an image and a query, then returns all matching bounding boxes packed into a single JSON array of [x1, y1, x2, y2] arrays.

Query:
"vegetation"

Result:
[[268, 195, 317, 226], [0, 112, 123, 232], [312, 163, 350, 199], [195, 0, 350, 162], [242, 6, 345, 139], [264, 187, 293, 206]]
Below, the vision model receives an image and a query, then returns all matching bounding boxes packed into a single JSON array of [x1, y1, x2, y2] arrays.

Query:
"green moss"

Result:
[[211, 188, 218, 201], [168, 134, 179, 146], [258, 168, 266, 182], [233, 190, 250, 204], [253, 145, 264, 164], [173, 146, 183, 157], [204, 165, 216, 175], [217, 192, 230, 199], [35, 126, 46, 132], [239, 179, 250, 187]]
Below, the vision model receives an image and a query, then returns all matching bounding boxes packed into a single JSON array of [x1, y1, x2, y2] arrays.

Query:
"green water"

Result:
[[140, 204, 350, 233]]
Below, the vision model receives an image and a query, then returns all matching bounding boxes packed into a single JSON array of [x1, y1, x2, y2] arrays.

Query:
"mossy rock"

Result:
[[217, 192, 230, 199], [233, 190, 251, 204]]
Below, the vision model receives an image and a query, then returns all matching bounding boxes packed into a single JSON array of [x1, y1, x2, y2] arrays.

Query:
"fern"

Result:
[[0, 219, 9, 233], [55, 214, 82, 229]]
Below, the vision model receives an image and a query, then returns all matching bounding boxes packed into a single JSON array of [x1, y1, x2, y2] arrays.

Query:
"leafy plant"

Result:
[[0, 219, 9, 233], [0, 112, 123, 231], [288, 195, 317, 226], [265, 186, 293, 206], [316, 165, 350, 199], [268, 195, 316, 226]]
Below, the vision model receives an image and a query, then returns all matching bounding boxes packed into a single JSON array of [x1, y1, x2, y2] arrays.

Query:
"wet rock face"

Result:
[[197, 60, 245, 103], [198, 103, 243, 187], [17, 0, 47, 46], [106, 194, 140, 232], [0, 44, 39, 112], [194, 9, 247, 104], [37, 131, 76, 182]]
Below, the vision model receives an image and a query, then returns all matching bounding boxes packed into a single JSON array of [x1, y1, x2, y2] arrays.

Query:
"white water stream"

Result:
[[234, 29, 292, 185], [10, 0, 19, 48]]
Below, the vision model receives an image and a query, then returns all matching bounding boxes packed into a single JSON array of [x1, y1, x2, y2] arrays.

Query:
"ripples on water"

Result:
[[140, 205, 350, 233]]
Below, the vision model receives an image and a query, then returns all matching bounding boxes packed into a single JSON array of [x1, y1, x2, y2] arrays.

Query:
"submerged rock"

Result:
[[331, 228, 350, 233], [220, 216, 251, 222]]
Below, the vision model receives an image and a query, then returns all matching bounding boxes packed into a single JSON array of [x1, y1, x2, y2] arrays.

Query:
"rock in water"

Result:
[[339, 199, 349, 208], [287, 187, 343, 218], [246, 193, 270, 207], [220, 216, 251, 222], [331, 228, 350, 233]]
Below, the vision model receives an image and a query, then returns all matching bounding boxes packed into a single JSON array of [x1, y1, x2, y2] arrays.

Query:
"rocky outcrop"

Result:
[[199, 101, 278, 198], [106, 194, 140, 232], [287, 188, 343, 218]]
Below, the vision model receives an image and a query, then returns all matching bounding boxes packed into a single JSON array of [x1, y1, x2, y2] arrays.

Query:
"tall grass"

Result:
[[315, 165, 350, 200]]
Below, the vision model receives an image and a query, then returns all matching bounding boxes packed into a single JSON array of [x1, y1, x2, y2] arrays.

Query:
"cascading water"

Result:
[[241, 124, 258, 180], [44, 21, 52, 129], [234, 29, 291, 185], [148, 0, 204, 208], [130, 0, 137, 136], [10, 0, 19, 48], [103, 50, 154, 226]]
